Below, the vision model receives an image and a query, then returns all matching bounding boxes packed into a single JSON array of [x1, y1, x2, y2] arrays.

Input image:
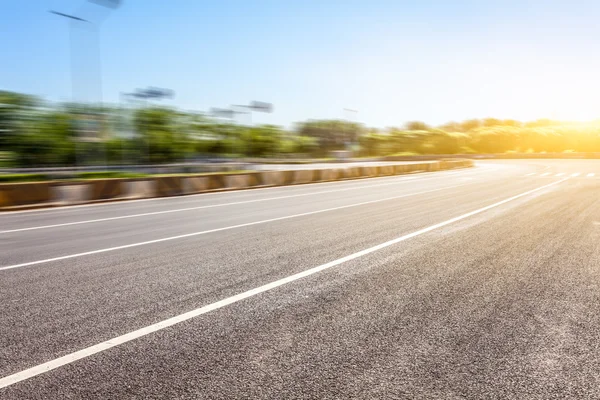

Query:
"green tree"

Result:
[[404, 121, 430, 131], [297, 120, 364, 154]]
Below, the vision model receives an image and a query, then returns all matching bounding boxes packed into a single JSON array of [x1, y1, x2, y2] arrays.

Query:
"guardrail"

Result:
[[0, 159, 473, 211]]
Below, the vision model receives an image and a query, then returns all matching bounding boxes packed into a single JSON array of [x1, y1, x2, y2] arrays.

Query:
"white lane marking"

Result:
[[571, 173, 580, 177], [588, 173, 595, 177], [525, 173, 536, 176], [1, 169, 485, 234], [0, 183, 476, 271], [0, 167, 484, 217], [541, 173, 551, 177], [0, 178, 568, 389], [555, 173, 566, 177]]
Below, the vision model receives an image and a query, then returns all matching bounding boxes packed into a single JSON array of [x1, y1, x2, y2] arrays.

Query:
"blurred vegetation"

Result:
[[0, 173, 49, 183], [0, 170, 260, 183], [0, 172, 148, 182], [2, 90, 600, 168]]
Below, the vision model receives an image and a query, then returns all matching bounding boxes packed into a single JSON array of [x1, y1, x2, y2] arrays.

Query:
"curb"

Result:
[[0, 160, 473, 211]]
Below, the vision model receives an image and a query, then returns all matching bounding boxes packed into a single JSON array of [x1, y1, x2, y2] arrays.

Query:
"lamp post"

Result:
[[231, 101, 273, 157], [124, 87, 175, 164], [50, 0, 121, 168], [211, 107, 248, 157], [344, 108, 358, 154], [232, 101, 273, 125]]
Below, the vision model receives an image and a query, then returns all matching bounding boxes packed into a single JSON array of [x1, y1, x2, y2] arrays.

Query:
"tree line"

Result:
[[2, 90, 600, 167]]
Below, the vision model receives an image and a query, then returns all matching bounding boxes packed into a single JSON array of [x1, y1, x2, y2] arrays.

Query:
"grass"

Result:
[[0, 174, 49, 183], [386, 152, 420, 157], [0, 170, 256, 183]]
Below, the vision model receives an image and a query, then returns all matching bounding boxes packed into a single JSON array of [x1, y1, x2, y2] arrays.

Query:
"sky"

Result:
[[3, 0, 600, 128]]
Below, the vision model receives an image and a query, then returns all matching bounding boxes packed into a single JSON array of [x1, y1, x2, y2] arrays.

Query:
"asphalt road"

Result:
[[1, 159, 600, 399]]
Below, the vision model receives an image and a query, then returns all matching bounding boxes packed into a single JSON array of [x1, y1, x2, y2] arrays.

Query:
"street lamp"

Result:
[[210, 108, 237, 120], [344, 108, 359, 154], [123, 87, 175, 164], [50, 0, 121, 168], [231, 101, 273, 158], [211, 107, 249, 157], [130, 87, 175, 101], [49, 11, 90, 23], [231, 101, 273, 125]]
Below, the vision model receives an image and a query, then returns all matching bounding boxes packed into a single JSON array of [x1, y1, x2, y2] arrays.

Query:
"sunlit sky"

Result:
[[3, 0, 600, 127]]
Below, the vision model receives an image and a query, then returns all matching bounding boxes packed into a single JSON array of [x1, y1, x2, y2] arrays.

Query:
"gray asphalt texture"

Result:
[[2, 159, 600, 399]]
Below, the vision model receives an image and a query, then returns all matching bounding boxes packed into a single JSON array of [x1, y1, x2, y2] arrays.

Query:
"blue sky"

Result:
[[4, 0, 600, 128]]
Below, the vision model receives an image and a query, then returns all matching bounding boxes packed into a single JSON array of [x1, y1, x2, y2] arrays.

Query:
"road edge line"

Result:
[[0, 178, 567, 389]]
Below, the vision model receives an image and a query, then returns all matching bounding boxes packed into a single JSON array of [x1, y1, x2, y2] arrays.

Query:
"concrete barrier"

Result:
[[0, 182, 51, 208], [440, 159, 469, 170], [316, 168, 341, 182], [408, 163, 428, 172], [155, 176, 182, 197], [360, 166, 379, 178], [90, 179, 123, 200], [260, 171, 287, 186], [52, 182, 89, 204], [125, 180, 155, 199], [393, 164, 408, 175], [223, 172, 262, 189], [292, 170, 316, 184], [206, 175, 226, 190], [223, 174, 249, 189], [426, 162, 439, 172], [0, 159, 474, 210], [183, 176, 220, 194], [183, 176, 206, 194], [378, 165, 395, 176], [248, 172, 263, 187], [341, 167, 362, 180]]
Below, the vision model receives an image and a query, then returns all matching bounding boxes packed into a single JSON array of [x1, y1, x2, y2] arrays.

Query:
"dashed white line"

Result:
[[1, 166, 487, 216], [0, 170, 480, 234], [0, 183, 473, 271], [555, 173, 566, 177], [571, 173, 580, 177], [587, 173, 595, 177], [0, 178, 568, 390], [525, 173, 536, 176], [541, 173, 551, 177]]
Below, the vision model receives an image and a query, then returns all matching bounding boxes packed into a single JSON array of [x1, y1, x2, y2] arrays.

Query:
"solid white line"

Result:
[[0, 183, 475, 271], [587, 173, 595, 177], [0, 178, 567, 389], [0, 169, 484, 234], [570, 173, 580, 177], [1, 166, 483, 216]]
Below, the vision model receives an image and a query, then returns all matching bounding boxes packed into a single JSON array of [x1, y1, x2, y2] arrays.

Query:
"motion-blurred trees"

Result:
[[3, 89, 600, 167], [404, 121, 430, 131], [296, 120, 364, 155]]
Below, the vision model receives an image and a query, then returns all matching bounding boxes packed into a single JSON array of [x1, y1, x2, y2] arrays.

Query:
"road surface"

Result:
[[1, 159, 600, 399]]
